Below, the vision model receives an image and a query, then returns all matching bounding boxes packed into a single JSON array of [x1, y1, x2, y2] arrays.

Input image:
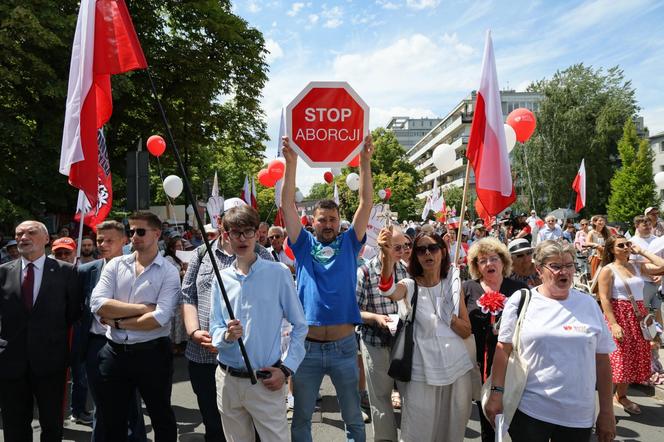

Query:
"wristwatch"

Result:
[[279, 364, 293, 379]]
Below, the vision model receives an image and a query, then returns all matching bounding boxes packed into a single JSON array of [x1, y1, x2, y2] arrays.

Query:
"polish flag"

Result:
[[572, 159, 586, 212], [60, 0, 147, 207], [333, 182, 339, 205], [466, 31, 516, 216], [251, 177, 259, 210], [241, 176, 251, 205], [274, 108, 286, 208], [74, 129, 113, 231]]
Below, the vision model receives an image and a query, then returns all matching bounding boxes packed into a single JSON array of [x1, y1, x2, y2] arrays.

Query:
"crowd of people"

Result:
[[1, 138, 663, 442]]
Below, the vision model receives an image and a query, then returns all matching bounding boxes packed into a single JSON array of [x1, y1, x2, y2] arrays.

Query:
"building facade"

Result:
[[386, 117, 443, 150], [651, 131, 664, 203], [401, 90, 543, 200]]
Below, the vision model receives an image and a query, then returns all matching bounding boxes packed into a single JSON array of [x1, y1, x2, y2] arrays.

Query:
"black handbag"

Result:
[[388, 281, 418, 382]]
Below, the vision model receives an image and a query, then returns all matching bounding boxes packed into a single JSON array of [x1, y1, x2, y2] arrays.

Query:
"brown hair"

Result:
[[633, 215, 649, 227], [408, 233, 451, 279], [128, 211, 162, 230], [223, 205, 260, 231], [601, 235, 625, 266], [96, 220, 125, 235]]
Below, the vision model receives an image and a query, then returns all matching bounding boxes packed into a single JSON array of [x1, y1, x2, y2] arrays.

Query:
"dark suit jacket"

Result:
[[0, 256, 81, 379], [75, 258, 104, 361]]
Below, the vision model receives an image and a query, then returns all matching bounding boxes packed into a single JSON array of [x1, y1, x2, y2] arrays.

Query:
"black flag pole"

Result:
[[145, 68, 257, 384]]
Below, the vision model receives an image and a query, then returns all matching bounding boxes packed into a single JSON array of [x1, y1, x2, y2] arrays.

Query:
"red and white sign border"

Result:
[[286, 81, 370, 168]]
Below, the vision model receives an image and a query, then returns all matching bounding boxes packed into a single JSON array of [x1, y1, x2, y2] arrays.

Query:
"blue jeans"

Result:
[[291, 334, 365, 442]]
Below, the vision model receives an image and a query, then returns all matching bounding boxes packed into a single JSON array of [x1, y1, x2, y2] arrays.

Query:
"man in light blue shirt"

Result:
[[210, 205, 307, 441], [90, 211, 181, 442]]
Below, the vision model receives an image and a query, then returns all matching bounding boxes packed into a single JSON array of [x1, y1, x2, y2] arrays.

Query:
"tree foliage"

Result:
[[606, 119, 658, 222], [511, 64, 637, 216], [305, 128, 423, 221], [0, 0, 269, 230]]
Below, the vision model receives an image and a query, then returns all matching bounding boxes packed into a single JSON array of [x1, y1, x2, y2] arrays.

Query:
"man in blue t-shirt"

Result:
[[281, 135, 374, 442]]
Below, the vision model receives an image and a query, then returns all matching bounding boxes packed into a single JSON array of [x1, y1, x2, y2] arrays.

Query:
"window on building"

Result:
[[660, 165, 664, 172], [660, 189, 664, 200], [659, 142, 664, 153]]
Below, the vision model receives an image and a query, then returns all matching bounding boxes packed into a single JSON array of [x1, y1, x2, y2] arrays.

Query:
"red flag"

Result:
[[240, 176, 251, 205], [273, 208, 285, 227], [474, 198, 494, 230], [572, 159, 586, 212], [251, 177, 259, 210], [466, 31, 516, 216], [60, 0, 147, 207], [74, 129, 113, 231]]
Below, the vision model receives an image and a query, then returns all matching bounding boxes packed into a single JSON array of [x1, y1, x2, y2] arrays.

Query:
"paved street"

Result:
[[3, 354, 663, 441]]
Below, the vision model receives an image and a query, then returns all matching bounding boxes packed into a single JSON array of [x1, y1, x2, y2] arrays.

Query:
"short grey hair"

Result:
[[544, 215, 556, 222], [268, 225, 284, 236], [17, 220, 48, 236], [533, 240, 576, 266]]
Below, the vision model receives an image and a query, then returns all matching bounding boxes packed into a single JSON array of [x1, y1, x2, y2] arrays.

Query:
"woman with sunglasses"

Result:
[[508, 238, 541, 288], [485, 241, 616, 442], [464, 238, 528, 442], [377, 228, 474, 442], [597, 235, 664, 415]]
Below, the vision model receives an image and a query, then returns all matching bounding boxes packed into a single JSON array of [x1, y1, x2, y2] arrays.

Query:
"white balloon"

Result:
[[432, 143, 455, 172], [186, 205, 195, 215], [378, 189, 387, 199], [163, 175, 183, 198], [346, 173, 360, 191], [331, 167, 342, 176], [224, 197, 247, 212], [655, 172, 664, 187], [295, 190, 304, 203], [504, 124, 517, 152]]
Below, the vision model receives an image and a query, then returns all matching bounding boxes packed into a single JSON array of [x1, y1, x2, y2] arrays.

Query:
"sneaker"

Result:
[[70, 411, 93, 425], [362, 409, 371, 423]]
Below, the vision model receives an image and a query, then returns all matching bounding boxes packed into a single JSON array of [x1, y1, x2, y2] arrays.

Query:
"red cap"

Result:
[[52, 237, 76, 251]]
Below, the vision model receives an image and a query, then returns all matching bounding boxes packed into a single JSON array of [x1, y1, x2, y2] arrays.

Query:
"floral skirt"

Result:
[[607, 300, 651, 384]]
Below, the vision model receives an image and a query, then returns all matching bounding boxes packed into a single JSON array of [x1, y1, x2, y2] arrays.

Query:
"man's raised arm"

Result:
[[352, 134, 375, 241], [281, 136, 303, 245]]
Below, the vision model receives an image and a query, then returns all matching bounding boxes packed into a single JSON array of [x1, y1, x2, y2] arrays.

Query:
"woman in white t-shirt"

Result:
[[485, 241, 616, 442], [378, 227, 474, 442]]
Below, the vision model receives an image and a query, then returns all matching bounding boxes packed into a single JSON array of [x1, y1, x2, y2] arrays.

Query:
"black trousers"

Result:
[[188, 360, 226, 442], [95, 338, 176, 442], [0, 369, 66, 442], [509, 409, 592, 442], [475, 400, 495, 442]]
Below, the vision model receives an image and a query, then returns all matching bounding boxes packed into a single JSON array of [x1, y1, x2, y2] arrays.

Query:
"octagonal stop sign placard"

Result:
[[286, 81, 369, 168]]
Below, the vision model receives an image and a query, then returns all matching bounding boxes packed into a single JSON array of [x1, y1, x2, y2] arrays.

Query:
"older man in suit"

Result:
[[0, 220, 81, 442]]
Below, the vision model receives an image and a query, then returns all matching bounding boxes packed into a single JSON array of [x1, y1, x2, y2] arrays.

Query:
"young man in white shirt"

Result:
[[209, 205, 307, 441], [630, 215, 663, 328], [90, 212, 181, 441]]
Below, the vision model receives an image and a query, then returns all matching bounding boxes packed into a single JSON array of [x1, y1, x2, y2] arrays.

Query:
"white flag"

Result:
[[275, 108, 286, 207]]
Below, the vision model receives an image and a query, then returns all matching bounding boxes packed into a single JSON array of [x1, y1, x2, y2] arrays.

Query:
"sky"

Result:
[[231, 0, 664, 194]]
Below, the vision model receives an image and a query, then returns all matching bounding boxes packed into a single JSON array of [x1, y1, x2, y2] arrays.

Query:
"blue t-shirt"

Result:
[[291, 226, 365, 326]]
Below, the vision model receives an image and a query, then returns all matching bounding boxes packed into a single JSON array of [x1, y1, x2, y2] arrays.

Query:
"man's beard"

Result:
[[81, 250, 94, 257]]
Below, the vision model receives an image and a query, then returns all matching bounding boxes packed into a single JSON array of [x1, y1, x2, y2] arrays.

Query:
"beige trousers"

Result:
[[361, 340, 398, 442], [215, 367, 288, 442], [398, 370, 472, 442]]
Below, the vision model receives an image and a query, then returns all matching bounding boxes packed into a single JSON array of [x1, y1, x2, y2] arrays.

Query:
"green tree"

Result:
[[0, 0, 268, 230], [511, 64, 637, 216], [606, 119, 658, 222]]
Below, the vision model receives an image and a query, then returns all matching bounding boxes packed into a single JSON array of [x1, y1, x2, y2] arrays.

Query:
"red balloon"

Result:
[[348, 154, 360, 167], [257, 169, 277, 187], [385, 188, 392, 200], [284, 239, 295, 260], [323, 171, 334, 183], [506, 108, 537, 143], [268, 159, 285, 181], [146, 135, 166, 157]]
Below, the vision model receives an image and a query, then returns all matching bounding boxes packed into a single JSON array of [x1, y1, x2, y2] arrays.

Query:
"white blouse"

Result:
[[400, 275, 473, 386]]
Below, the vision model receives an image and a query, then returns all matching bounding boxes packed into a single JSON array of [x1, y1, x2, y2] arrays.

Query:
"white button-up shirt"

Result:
[[90, 252, 181, 344], [21, 254, 46, 305]]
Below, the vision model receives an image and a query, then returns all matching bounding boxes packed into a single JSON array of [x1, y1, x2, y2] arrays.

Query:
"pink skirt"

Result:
[[607, 300, 651, 384]]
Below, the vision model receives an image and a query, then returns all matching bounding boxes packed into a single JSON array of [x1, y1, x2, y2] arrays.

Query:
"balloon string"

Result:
[[155, 156, 179, 227]]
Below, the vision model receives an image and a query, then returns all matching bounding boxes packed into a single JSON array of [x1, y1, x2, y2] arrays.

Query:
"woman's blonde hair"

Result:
[[467, 237, 512, 280], [533, 240, 576, 266]]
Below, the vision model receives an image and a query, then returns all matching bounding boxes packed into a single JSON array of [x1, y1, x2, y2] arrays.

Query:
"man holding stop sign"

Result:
[[281, 126, 374, 442]]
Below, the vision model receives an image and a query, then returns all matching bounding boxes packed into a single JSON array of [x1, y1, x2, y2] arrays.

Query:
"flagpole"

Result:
[[265, 203, 277, 224], [454, 160, 472, 264], [145, 68, 257, 384], [76, 207, 86, 260]]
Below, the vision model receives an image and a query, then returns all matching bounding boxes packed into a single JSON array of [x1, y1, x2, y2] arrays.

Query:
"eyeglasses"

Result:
[[268, 234, 282, 240], [414, 244, 442, 256], [514, 252, 532, 258], [392, 244, 407, 252], [228, 229, 256, 240], [615, 242, 632, 250], [128, 228, 152, 237], [580, 223, 588, 226], [403, 243, 412, 250], [543, 263, 576, 273], [478, 256, 501, 266]]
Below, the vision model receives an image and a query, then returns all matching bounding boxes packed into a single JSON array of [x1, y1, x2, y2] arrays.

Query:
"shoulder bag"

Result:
[[611, 264, 657, 341], [481, 288, 532, 426], [388, 281, 418, 382]]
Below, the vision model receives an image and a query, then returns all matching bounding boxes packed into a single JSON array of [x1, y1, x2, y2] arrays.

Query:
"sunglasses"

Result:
[[514, 252, 532, 258], [615, 242, 632, 249], [129, 228, 151, 237], [268, 235, 282, 240], [414, 244, 442, 256]]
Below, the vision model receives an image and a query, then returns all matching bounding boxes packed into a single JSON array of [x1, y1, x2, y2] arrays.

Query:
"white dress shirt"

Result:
[[90, 252, 181, 344], [21, 254, 46, 305]]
